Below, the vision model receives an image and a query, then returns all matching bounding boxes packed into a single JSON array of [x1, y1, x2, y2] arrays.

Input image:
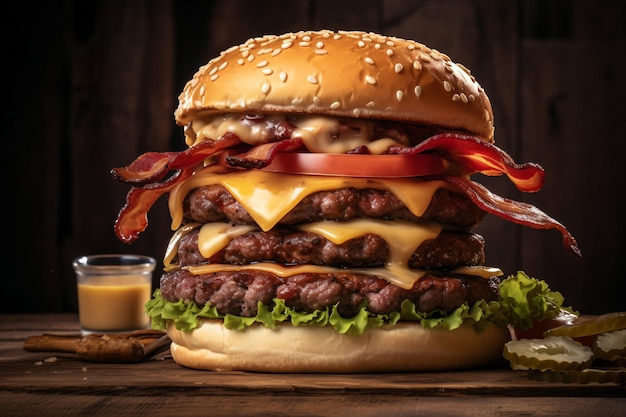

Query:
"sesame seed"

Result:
[[271, 49, 282, 56], [257, 60, 268, 68], [262, 68, 273, 75], [194, 100, 202, 107], [458, 63, 472, 75], [394, 63, 403, 73], [282, 40, 293, 49], [313, 96, 321, 105], [365, 75, 376, 85], [279, 72, 288, 82], [374, 44, 381, 49], [413, 60, 422, 71], [199, 86, 205, 96], [414, 85, 422, 98], [307, 75, 318, 84], [261, 83, 271, 94], [315, 49, 328, 55], [292, 98, 303, 105], [443, 81, 452, 92], [247, 55, 255, 62], [386, 49, 394, 56], [396, 90, 404, 102], [241, 50, 250, 58], [330, 101, 340, 109], [460, 93, 468, 103], [364, 57, 374, 65], [468, 94, 475, 102], [316, 41, 324, 48], [209, 67, 218, 76], [357, 40, 366, 48], [334, 34, 341, 40], [302, 35, 311, 41], [237, 59, 245, 65], [210, 74, 219, 82], [419, 52, 431, 62], [452, 94, 460, 101], [299, 41, 310, 47], [366, 101, 375, 107]]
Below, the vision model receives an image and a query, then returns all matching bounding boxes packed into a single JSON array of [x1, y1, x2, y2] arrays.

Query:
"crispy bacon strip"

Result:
[[440, 175, 581, 258], [112, 133, 242, 243], [225, 137, 305, 169], [112, 131, 578, 257], [386, 134, 545, 193]]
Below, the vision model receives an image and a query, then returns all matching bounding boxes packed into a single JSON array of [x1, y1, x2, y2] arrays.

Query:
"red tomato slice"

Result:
[[261, 153, 446, 177]]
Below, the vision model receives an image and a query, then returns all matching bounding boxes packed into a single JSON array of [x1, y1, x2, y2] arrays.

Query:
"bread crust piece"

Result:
[[166, 319, 511, 372], [175, 30, 494, 142]]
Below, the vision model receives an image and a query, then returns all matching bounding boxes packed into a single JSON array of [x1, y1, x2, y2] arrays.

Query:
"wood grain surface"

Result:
[[1, 315, 623, 417]]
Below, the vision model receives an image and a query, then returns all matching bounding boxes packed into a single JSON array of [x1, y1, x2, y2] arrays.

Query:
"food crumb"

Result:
[[82, 367, 87, 372], [44, 356, 57, 363], [35, 361, 43, 366]]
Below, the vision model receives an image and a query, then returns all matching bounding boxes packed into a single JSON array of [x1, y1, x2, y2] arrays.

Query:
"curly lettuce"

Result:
[[493, 271, 577, 330], [145, 271, 574, 335]]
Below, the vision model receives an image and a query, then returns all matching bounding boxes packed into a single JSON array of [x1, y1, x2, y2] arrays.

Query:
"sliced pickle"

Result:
[[528, 368, 625, 384], [592, 329, 626, 361], [503, 336, 593, 371], [544, 312, 626, 339]]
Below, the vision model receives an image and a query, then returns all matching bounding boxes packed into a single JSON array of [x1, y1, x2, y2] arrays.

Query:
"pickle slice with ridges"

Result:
[[544, 312, 626, 339], [528, 368, 625, 384], [503, 336, 593, 371], [592, 329, 626, 361]]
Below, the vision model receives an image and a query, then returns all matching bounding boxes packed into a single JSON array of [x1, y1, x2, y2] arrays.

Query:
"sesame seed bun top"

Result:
[[175, 30, 495, 143]]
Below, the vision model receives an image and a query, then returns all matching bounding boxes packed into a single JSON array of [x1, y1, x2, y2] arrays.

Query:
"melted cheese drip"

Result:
[[186, 263, 502, 290], [189, 114, 408, 154], [197, 223, 257, 258], [168, 169, 448, 232], [165, 218, 502, 289], [298, 219, 441, 288]]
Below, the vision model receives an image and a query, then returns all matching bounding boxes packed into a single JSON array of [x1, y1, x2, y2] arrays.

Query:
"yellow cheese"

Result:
[[164, 218, 502, 289], [186, 262, 502, 290], [197, 223, 257, 258], [168, 169, 448, 232], [188, 114, 407, 154]]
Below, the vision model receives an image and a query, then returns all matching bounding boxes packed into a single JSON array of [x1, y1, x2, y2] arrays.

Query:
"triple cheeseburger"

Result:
[[112, 30, 580, 372]]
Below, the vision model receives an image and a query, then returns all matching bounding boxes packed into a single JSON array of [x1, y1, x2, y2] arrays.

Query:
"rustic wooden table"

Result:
[[1, 314, 623, 417]]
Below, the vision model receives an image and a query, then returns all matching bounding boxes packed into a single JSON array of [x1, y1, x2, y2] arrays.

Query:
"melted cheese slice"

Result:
[[166, 218, 502, 290], [168, 169, 449, 232], [189, 114, 407, 154], [187, 263, 502, 291]]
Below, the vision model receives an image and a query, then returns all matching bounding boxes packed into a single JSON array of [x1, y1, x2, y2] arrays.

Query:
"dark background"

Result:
[[3, 0, 625, 314]]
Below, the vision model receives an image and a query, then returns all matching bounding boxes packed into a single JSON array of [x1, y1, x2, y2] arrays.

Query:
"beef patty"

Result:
[[177, 228, 485, 270], [184, 186, 485, 230], [160, 269, 500, 318]]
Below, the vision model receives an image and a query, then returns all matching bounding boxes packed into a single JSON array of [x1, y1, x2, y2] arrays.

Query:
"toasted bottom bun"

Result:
[[166, 319, 511, 373]]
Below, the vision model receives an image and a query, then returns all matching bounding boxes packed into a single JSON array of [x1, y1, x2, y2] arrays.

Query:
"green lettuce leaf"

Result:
[[492, 271, 577, 330], [145, 288, 502, 335], [144, 270, 574, 334]]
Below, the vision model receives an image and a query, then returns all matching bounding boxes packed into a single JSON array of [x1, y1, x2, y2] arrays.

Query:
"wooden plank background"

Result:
[[3, 0, 624, 314]]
